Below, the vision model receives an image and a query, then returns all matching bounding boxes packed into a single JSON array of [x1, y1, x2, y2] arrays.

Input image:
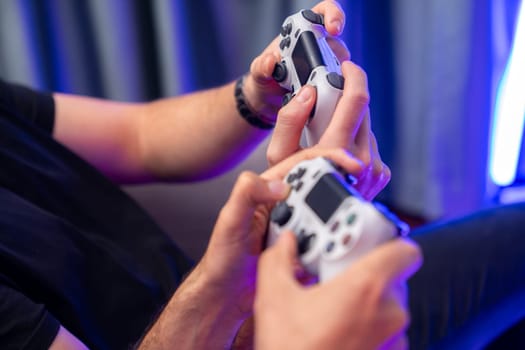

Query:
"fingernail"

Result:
[[331, 20, 343, 34], [268, 180, 289, 197], [295, 86, 313, 103]]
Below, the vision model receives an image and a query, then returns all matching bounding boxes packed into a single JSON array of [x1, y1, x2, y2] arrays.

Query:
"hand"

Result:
[[138, 147, 363, 349], [241, 0, 349, 123], [255, 232, 423, 350], [266, 60, 391, 200], [196, 147, 363, 348]]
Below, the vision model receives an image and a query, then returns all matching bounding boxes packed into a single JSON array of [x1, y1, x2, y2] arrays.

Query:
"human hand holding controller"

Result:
[[273, 9, 345, 146], [267, 156, 409, 282]]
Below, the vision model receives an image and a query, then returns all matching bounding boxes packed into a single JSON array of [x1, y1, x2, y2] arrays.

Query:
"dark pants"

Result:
[[408, 202, 525, 349]]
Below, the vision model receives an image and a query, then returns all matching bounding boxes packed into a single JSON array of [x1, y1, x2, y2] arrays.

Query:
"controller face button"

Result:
[[272, 62, 288, 82], [294, 181, 304, 192], [298, 232, 317, 255], [271, 202, 294, 226], [346, 213, 357, 225], [326, 72, 345, 90], [302, 9, 324, 26], [325, 240, 335, 253], [330, 221, 340, 233], [342, 234, 352, 246]]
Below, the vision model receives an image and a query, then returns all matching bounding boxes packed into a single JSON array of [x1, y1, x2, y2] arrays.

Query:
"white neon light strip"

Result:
[[489, 0, 525, 186]]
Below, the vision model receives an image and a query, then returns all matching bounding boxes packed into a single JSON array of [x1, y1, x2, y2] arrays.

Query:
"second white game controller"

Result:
[[267, 157, 409, 282]]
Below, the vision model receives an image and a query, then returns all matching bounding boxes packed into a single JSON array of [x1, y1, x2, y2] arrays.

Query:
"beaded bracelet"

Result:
[[234, 75, 275, 130]]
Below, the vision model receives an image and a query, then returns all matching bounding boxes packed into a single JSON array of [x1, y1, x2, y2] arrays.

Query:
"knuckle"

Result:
[[400, 309, 411, 330], [352, 64, 369, 83], [405, 241, 423, 263], [357, 151, 372, 169], [266, 147, 280, 167], [277, 105, 298, 126], [236, 171, 259, 191], [249, 55, 261, 74], [355, 271, 384, 300], [382, 163, 392, 182], [371, 159, 383, 177], [390, 308, 410, 334], [349, 89, 370, 107]]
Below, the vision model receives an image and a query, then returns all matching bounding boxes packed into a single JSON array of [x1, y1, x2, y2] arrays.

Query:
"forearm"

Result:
[[138, 264, 244, 350], [53, 79, 272, 184], [138, 81, 270, 182]]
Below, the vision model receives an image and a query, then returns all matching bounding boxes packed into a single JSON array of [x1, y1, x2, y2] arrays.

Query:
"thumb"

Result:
[[267, 85, 316, 166], [218, 171, 290, 233], [258, 231, 300, 295], [344, 238, 423, 287]]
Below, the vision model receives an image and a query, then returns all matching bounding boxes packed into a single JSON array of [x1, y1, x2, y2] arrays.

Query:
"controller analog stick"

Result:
[[272, 62, 287, 82], [270, 202, 294, 226], [326, 72, 345, 90], [302, 9, 324, 26]]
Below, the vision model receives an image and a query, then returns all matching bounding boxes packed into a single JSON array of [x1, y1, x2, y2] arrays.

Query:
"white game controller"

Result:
[[267, 157, 409, 282], [272, 9, 344, 146]]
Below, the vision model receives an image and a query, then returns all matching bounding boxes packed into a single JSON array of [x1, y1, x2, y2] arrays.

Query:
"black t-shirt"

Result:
[[0, 81, 193, 349]]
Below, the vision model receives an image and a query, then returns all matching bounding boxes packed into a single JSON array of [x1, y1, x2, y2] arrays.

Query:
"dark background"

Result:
[[0, 0, 520, 260]]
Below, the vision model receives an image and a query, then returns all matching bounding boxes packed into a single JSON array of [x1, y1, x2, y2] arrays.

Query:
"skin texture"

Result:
[[255, 233, 422, 350], [44, 1, 405, 348], [138, 147, 365, 350], [48, 326, 88, 350]]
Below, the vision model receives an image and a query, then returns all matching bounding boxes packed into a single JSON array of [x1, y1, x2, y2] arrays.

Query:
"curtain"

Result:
[[0, 0, 500, 257], [388, 0, 493, 220]]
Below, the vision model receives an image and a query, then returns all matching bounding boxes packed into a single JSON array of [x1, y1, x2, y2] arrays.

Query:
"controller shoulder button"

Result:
[[327, 72, 345, 90], [301, 9, 324, 26]]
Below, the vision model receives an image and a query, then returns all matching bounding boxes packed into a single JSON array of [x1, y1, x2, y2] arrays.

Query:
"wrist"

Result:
[[139, 264, 245, 349], [235, 75, 277, 129]]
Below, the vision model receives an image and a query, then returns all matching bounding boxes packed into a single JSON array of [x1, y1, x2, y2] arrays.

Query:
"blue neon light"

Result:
[[489, 0, 525, 186]]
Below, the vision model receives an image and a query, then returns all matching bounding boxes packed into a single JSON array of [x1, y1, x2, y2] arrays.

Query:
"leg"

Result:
[[407, 202, 525, 349]]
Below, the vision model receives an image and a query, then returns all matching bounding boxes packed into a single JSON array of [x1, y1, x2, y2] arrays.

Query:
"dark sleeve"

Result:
[[0, 283, 60, 350], [0, 79, 55, 134]]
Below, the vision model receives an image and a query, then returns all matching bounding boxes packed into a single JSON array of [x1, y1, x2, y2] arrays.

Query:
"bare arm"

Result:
[[48, 326, 88, 350], [53, 81, 270, 184], [52, 0, 348, 185]]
